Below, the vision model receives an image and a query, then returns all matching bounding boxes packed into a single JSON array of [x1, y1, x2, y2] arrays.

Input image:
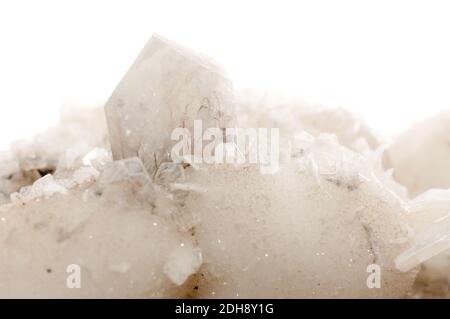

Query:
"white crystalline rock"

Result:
[[0, 158, 200, 298], [99, 157, 149, 185], [386, 112, 450, 297], [2, 35, 446, 298], [0, 151, 21, 203], [0, 106, 108, 199], [154, 162, 186, 186], [82, 147, 112, 170], [10, 163, 103, 205], [104, 34, 236, 174], [14, 105, 108, 172], [237, 89, 379, 154], [72, 166, 100, 185], [386, 111, 450, 198], [182, 134, 416, 298], [14, 174, 67, 202]]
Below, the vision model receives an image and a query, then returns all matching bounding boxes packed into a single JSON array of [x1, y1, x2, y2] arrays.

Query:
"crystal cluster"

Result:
[[0, 34, 448, 298], [237, 89, 379, 154]]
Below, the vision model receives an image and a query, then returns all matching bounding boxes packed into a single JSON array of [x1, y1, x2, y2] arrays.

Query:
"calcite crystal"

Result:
[[0, 34, 449, 298], [104, 34, 236, 174]]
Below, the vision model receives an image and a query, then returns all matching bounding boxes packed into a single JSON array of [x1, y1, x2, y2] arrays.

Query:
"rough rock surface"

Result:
[[1, 157, 201, 298], [0, 34, 448, 298], [183, 136, 416, 298]]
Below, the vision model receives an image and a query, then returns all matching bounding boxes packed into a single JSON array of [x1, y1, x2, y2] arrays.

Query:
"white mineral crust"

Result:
[[1, 157, 201, 298], [387, 113, 450, 297], [0, 34, 448, 298], [183, 134, 416, 298], [386, 111, 450, 198]]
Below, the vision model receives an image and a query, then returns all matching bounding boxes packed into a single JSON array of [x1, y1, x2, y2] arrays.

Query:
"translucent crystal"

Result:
[[98, 157, 150, 189], [104, 34, 236, 174], [24, 174, 67, 200], [82, 147, 112, 170]]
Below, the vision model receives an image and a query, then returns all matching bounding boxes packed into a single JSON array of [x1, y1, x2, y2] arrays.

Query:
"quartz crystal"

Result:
[[104, 34, 236, 174], [0, 34, 449, 298]]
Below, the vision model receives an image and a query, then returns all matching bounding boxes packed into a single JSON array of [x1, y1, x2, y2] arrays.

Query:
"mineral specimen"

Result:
[[0, 34, 448, 298]]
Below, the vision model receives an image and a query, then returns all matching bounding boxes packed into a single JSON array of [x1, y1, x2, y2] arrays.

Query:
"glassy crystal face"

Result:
[[104, 34, 236, 174]]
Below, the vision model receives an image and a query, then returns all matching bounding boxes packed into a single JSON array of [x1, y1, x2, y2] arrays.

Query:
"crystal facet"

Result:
[[104, 34, 236, 174]]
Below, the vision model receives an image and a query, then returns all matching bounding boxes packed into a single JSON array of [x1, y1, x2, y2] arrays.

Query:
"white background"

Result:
[[0, 0, 449, 150]]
